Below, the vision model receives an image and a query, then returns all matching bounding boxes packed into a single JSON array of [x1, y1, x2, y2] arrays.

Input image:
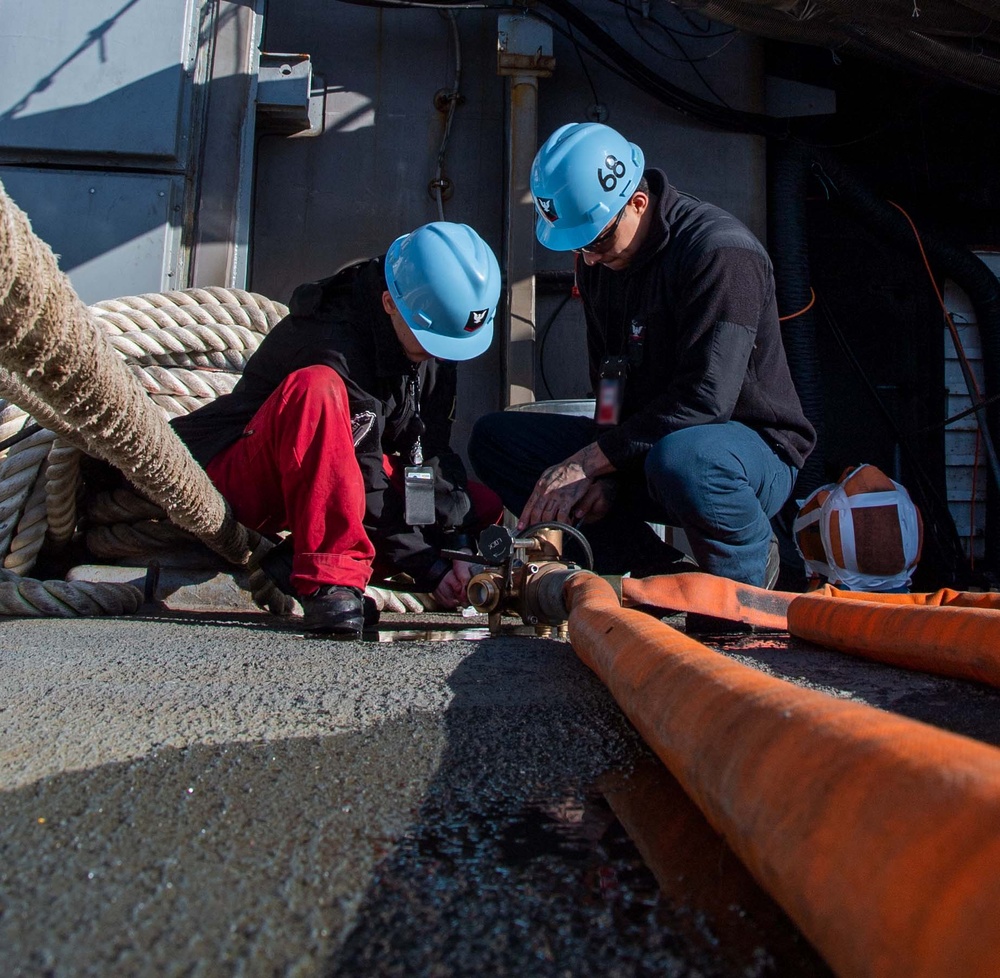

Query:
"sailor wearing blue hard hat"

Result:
[[172, 222, 503, 637], [471, 122, 816, 614]]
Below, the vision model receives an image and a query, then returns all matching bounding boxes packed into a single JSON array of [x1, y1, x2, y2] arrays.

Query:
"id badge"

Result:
[[404, 466, 436, 525], [596, 376, 622, 426], [596, 354, 627, 426]]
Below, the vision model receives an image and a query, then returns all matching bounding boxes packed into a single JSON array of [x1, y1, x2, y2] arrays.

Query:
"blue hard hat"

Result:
[[531, 123, 645, 252], [384, 222, 501, 361]]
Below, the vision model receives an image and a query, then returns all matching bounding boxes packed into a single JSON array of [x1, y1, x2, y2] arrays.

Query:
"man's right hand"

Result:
[[517, 442, 615, 530], [570, 477, 617, 525]]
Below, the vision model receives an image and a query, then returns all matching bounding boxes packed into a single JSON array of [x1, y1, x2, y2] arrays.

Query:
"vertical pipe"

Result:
[[497, 13, 553, 408], [503, 73, 539, 407], [190, 0, 266, 290]]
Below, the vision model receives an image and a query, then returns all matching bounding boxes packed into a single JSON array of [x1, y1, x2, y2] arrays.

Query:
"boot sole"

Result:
[[303, 622, 364, 639]]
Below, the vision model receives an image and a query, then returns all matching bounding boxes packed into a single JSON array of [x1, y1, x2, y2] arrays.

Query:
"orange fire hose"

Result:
[[565, 572, 1000, 978], [621, 574, 1000, 626], [808, 585, 1000, 609], [787, 591, 1000, 688], [621, 572, 793, 629], [622, 572, 1000, 689]]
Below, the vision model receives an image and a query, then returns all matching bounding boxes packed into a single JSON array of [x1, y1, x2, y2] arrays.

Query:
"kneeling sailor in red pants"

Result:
[[172, 222, 503, 637]]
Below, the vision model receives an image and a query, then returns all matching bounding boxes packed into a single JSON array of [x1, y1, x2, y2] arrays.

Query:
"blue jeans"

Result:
[[468, 412, 797, 586]]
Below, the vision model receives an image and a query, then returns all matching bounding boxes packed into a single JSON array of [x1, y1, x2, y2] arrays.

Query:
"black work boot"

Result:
[[263, 540, 378, 635], [764, 530, 781, 591], [301, 585, 368, 638]]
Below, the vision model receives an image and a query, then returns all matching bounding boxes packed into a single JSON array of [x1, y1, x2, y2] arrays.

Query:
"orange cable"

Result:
[[888, 198, 1000, 541], [778, 287, 815, 322], [887, 200, 985, 401]]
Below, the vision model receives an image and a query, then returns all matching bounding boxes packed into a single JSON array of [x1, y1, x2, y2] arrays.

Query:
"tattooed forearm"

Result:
[[573, 442, 615, 479]]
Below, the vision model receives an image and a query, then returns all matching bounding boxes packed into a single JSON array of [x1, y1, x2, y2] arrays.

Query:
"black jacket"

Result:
[[578, 168, 816, 471], [171, 258, 472, 589]]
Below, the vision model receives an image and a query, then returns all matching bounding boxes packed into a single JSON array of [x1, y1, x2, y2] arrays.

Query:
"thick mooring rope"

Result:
[[0, 179, 293, 617]]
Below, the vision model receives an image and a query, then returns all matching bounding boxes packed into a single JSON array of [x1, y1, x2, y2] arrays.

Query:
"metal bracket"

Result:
[[257, 52, 325, 136], [497, 14, 555, 77]]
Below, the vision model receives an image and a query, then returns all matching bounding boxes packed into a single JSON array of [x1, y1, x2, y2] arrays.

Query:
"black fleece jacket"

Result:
[[578, 168, 816, 471], [170, 258, 472, 590]]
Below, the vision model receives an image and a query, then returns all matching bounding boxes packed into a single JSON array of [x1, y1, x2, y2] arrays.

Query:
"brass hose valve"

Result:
[[464, 522, 595, 636]]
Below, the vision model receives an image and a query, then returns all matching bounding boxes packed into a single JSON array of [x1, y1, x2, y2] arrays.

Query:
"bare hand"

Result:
[[518, 460, 591, 530], [431, 555, 479, 609], [572, 478, 617, 524], [517, 443, 616, 530]]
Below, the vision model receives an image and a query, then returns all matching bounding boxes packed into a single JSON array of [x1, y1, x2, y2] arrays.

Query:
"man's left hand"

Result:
[[517, 442, 615, 530], [431, 554, 481, 609]]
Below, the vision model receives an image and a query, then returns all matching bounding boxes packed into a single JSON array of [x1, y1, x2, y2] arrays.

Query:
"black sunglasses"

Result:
[[575, 206, 627, 254]]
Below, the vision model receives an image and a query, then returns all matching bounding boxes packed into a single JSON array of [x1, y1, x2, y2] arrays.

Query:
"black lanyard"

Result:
[[407, 366, 424, 466]]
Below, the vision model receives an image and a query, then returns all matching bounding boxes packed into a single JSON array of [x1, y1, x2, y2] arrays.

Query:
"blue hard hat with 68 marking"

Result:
[[530, 123, 645, 252]]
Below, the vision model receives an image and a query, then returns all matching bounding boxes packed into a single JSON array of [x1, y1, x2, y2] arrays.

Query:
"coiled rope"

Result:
[[0, 178, 293, 617]]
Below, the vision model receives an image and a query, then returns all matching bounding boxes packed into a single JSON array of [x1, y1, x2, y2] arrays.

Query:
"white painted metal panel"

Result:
[[0, 0, 195, 162], [0, 167, 185, 304]]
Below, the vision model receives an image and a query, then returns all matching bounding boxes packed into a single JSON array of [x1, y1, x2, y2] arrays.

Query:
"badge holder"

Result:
[[595, 355, 628, 426], [404, 435, 435, 526], [404, 467, 435, 525]]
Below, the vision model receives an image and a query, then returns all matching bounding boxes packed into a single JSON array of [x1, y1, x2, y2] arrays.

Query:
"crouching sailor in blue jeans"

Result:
[[469, 122, 816, 592]]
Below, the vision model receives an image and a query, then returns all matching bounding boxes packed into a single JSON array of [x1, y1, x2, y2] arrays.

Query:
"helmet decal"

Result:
[[464, 309, 489, 332], [536, 197, 559, 223], [597, 155, 627, 193]]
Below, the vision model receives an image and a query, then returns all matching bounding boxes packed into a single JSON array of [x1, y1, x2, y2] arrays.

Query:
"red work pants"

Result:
[[206, 365, 375, 595]]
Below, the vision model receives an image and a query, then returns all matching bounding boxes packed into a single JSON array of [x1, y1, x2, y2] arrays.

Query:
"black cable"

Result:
[[614, 0, 737, 54], [567, 22, 602, 109], [534, 8, 735, 125], [522, 520, 595, 569], [608, 0, 739, 41], [334, 0, 497, 8], [331, 0, 897, 150], [919, 389, 1000, 433], [675, 4, 734, 37], [621, 0, 732, 106], [332, 0, 791, 136], [537, 291, 574, 398], [0, 422, 42, 453], [534, 0, 789, 136], [533, 10, 656, 89]]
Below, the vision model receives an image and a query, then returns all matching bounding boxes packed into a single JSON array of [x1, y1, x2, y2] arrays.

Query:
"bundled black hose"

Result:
[[333, 0, 792, 137], [768, 140, 825, 499], [538, 0, 789, 137]]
